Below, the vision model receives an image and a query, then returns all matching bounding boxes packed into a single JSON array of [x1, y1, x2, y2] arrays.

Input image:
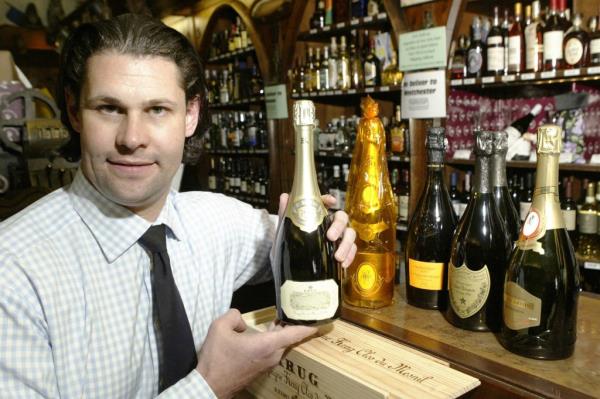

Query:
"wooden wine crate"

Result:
[[242, 307, 480, 399]]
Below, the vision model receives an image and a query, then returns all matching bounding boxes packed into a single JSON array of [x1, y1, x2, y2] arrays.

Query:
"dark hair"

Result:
[[57, 13, 208, 163]]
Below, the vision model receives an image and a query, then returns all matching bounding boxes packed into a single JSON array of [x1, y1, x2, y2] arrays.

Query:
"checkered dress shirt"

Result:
[[0, 170, 275, 398]]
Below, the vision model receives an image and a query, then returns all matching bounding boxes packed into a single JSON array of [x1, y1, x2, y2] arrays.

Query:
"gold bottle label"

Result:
[[503, 281, 542, 330], [448, 262, 490, 319], [408, 258, 444, 291], [348, 251, 394, 299], [281, 279, 339, 321]]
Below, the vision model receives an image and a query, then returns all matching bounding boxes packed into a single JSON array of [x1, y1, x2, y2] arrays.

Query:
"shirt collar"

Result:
[[68, 169, 185, 263]]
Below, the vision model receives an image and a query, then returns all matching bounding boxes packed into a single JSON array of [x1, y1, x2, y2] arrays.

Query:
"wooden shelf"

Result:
[[297, 13, 390, 42], [208, 95, 265, 110], [446, 158, 600, 173], [316, 151, 410, 163], [291, 84, 402, 105], [206, 46, 256, 64], [450, 67, 600, 89], [207, 149, 269, 157]]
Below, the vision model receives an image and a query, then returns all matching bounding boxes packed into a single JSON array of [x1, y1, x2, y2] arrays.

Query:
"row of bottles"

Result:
[[316, 105, 409, 156], [205, 63, 264, 105], [452, 0, 600, 79], [208, 16, 252, 58], [289, 32, 402, 94], [203, 111, 268, 151], [310, 0, 384, 28], [207, 156, 269, 202]]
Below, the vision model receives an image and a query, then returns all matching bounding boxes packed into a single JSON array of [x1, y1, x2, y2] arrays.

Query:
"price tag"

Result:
[[318, 151, 327, 156], [380, 86, 390, 92], [564, 68, 581, 77], [450, 79, 463, 86], [308, 92, 315, 97], [520, 73, 535, 80], [584, 262, 600, 270], [377, 12, 386, 20], [334, 90, 342, 95], [482, 76, 495, 84], [453, 149, 472, 159], [324, 90, 333, 95], [364, 16, 373, 22], [501, 75, 516, 82], [336, 22, 345, 28], [350, 19, 359, 25], [590, 154, 600, 164], [540, 70, 557, 79], [588, 66, 600, 74], [463, 78, 476, 85], [348, 89, 357, 94], [323, 26, 331, 31], [365, 87, 375, 93], [309, 29, 317, 34]]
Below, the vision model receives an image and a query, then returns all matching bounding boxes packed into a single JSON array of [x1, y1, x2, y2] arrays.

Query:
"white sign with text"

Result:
[[401, 69, 446, 119]]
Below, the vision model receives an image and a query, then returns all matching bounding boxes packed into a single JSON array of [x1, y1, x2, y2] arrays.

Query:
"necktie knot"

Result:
[[139, 225, 167, 254]]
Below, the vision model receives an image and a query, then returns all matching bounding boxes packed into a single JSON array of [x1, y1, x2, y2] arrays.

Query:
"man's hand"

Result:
[[196, 309, 316, 398], [278, 193, 357, 268]]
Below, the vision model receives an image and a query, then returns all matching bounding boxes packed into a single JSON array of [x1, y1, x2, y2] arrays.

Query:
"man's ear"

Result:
[[65, 90, 82, 133], [184, 96, 200, 138]]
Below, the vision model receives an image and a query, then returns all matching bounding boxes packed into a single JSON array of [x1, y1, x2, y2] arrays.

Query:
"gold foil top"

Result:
[[293, 100, 315, 126], [537, 124, 562, 154], [361, 95, 379, 119]]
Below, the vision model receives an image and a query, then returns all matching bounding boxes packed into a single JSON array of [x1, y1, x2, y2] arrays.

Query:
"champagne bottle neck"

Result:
[[474, 155, 492, 194], [427, 148, 445, 164], [491, 153, 508, 187], [531, 153, 564, 230]]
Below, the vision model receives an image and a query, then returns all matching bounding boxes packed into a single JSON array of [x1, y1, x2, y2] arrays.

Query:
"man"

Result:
[[0, 13, 356, 398]]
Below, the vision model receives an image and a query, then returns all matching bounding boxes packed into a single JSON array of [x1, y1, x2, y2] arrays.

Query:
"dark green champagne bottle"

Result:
[[492, 131, 521, 243], [445, 130, 511, 332], [405, 127, 458, 309], [501, 124, 581, 359], [275, 100, 340, 325]]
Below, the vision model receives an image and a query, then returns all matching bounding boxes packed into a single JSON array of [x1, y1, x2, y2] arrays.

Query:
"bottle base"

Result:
[[343, 297, 393, 309], [279, 316, 338, 327], [501, 341, 574, 360]]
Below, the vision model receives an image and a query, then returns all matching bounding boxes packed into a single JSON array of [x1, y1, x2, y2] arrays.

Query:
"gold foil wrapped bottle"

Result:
[[343, 96, 396, 308]]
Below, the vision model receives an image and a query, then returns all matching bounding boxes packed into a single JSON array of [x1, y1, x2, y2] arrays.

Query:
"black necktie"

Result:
[[139, 224, 197, 392]]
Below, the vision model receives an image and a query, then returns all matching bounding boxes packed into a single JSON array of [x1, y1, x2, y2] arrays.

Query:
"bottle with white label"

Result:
[[208, 158, 217, 191], [589, 16, 600, 66], [445, 130, 511, 332], [508, 2, 524, 74], [563, 13, 589, 68], [519, 172, 534, 221], [543, 0, 565, 71], [487, 6, 505, 76], [502, 124, 580, 360], [577, 182, 598, 261], [560, 177, 577, 245], [274, 100, 340, 325], [525, 0, 544, 72]]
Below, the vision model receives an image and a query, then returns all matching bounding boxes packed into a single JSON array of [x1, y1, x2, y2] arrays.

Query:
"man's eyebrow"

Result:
[[84, 96, 178, 107]]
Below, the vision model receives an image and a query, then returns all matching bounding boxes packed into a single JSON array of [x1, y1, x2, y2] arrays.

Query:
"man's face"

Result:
[[68, 52, 198, 220]]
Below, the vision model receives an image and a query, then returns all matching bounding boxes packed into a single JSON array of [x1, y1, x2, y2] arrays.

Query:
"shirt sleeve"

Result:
[[158, 370, 217, 398], [0, 252, 60, 398]]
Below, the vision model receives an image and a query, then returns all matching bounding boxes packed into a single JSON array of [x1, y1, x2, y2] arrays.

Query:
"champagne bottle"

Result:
[[275, 100, 340, 325], [445, 130, 512, 332], [501, 124, 581, 359], [405, 127, 458, 309], [344, 96, 396, 309], [492, 131, 521, 243]]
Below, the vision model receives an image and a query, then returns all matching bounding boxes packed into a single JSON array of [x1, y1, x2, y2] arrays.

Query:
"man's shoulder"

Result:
[[174, 190, 252, 216], [0, 188, 75, 253]]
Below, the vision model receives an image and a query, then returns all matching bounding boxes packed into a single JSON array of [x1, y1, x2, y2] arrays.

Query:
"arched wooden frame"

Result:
[[196, 0, 271, 80]]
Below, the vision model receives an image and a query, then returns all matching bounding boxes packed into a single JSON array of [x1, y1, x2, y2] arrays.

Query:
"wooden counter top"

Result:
[[341, 287, 600, 399]]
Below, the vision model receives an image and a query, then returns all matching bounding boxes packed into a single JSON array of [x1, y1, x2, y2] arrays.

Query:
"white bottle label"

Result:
[[448, 262, 491, 319], [399, 195, 409, 221], [508, 36, 522, 69], [280, 279, 339, 321], [487, 46, 505, 71], [543, 30, 564, 61], [525, 22, 540, 70], [364, 61, 377, 85], [562, 209, 576, 231], [519, 201, 531, 221], [503, 281, 542, 330], [208, 176, 217, 190], [564, 38, 584, 65], [591, 38, 600, 56]]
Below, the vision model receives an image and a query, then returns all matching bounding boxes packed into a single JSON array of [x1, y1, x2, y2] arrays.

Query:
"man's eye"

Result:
[[150, 106, 167, 115], [98, 105, 120, 114]]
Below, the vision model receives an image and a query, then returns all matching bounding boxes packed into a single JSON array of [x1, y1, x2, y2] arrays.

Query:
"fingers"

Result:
[[338, 237, 357, 268], [265, 325, 318, 350], [278, 193, 289, 220], [326, 210, 349, 241], [321, 194, 337, 209], [220, 309, 247, 333]]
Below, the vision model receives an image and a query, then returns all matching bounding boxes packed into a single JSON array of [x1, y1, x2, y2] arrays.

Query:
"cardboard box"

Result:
[[243, 307, 480, 399]]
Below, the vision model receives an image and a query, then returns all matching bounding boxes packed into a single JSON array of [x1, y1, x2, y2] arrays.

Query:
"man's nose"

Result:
[[116, 112, 148, 150]]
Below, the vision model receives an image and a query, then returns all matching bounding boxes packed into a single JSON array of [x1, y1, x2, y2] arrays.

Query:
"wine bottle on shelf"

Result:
[[510, 174, 521, 212], [208, 158, 217, 191], [467, 16, 485, 79], [525, 0, 544, 72], [543, 0, 566, 71], [508, 2, 525, 74], [487, 6, 505, 76], [445, 130, 511, 332], [561, 177, 578, 246], [519, 172, 534, 222], [492, 131, 521, 243], [274, 100, 340, 325], [398, 169, 410, 225], [505, 103, 542, 161], [449, 172, 461, 217], [563, 13, 589, 68], [457, 171, 471, 218], [590, 16, 600, 66], [405, 127, 458, 310], [501, 124, 580, 360], [576, 182, 598, 261], [344, 96, 396, 309]]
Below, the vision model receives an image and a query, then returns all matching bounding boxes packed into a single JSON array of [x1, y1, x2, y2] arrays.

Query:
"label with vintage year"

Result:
[[280, 279, 339, 321], [408, 258, 444, 290], [448, 262, 490, 319], [503, 281, 542, 330]]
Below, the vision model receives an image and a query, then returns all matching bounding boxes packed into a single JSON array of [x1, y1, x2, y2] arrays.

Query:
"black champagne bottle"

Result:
[[501, 124, 580, 359], [405, 127, 458, 309], [275, 100, 340, 325], [445, 130, 512, 332], [492, 131, 521, 243]]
